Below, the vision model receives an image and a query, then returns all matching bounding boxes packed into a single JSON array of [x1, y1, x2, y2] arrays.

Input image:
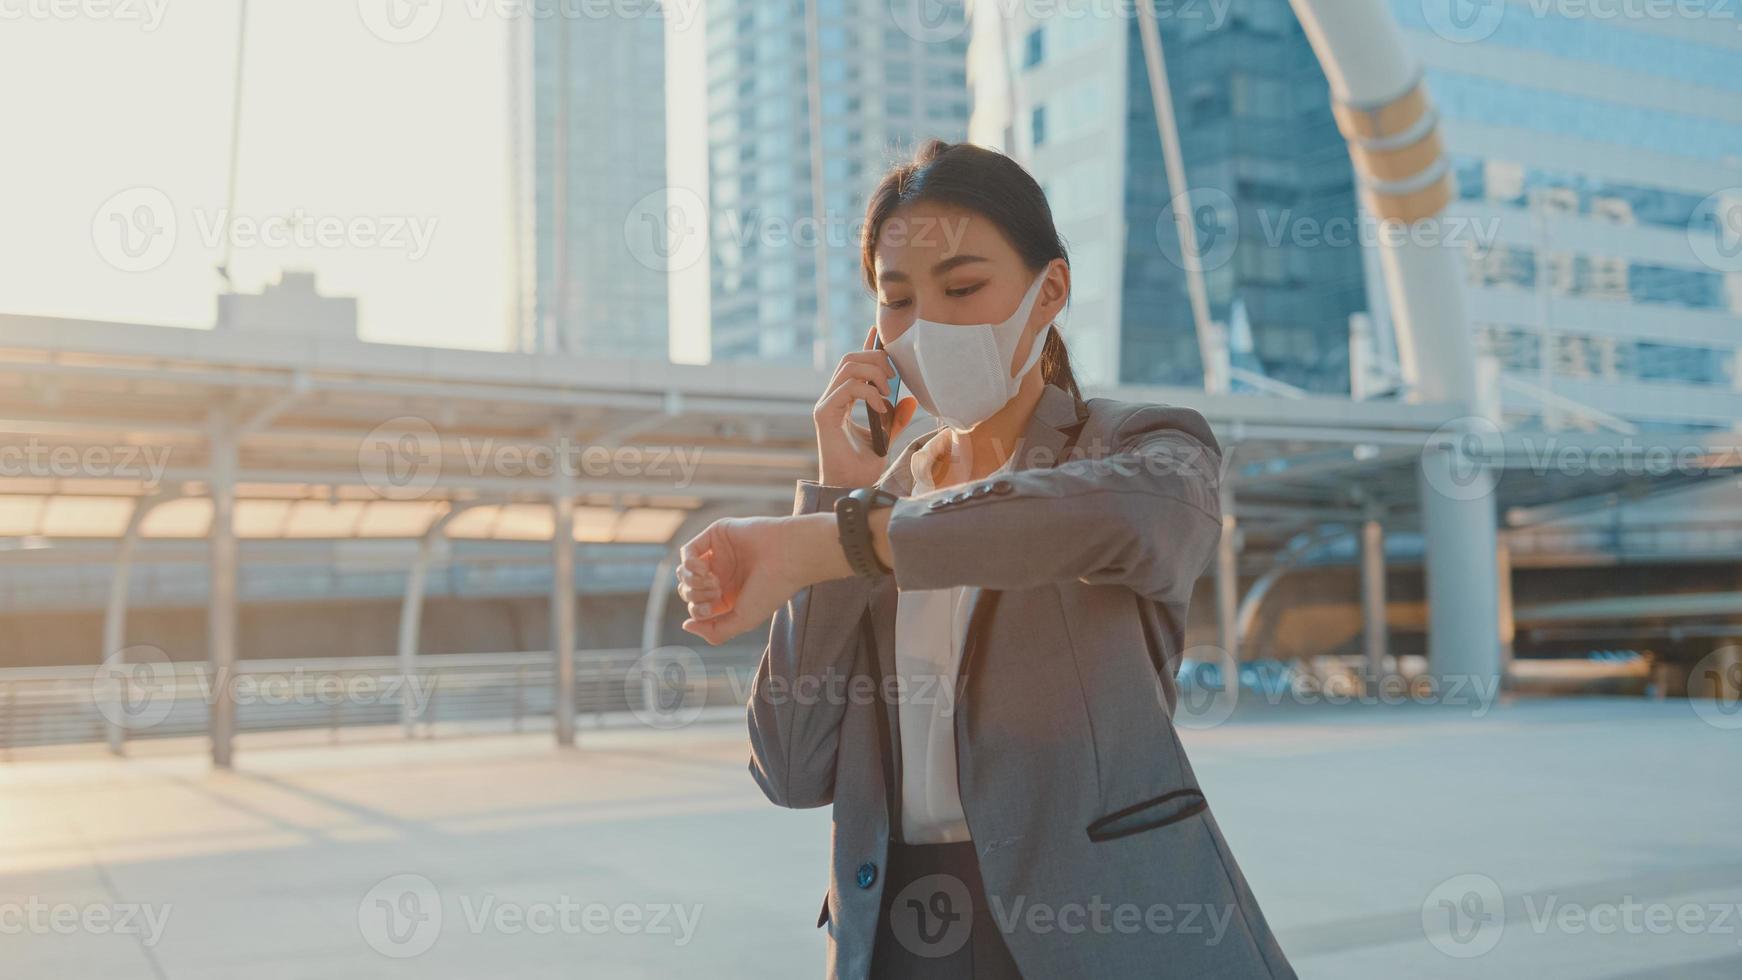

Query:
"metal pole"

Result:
[[1134, 1, 1223, 394], [551, 427, 577, 747], [506, 9, 532, 350], [398, 533, 433, 738], [643, 552, 676, 654], [102, 496, 171, 754], [217, 0, 249, 288], [103, 507, 145, 755], [1215, 481, 1240, 680], [1360, 514, 1388, 691], [1534, 207, 1558, 429], [396, 505, 477, 737], [208, 407, 239, 768], [1496, 532, 1515, 691], [548, 13, 572, 354], [801, 0, 832, 370]]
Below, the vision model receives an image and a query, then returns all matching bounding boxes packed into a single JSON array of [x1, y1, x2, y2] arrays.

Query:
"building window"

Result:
[[1024, 27, 1044, 68], [1032, 105, 1046, 146]]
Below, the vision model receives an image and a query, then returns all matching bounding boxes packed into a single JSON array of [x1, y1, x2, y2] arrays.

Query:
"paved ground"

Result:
[[1, 697, 1737, 979]]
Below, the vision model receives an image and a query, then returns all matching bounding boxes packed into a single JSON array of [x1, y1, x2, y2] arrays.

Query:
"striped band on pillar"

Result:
[[1331, 74, 1455, 224]]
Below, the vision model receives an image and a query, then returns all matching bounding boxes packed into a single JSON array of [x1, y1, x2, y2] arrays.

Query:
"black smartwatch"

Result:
[[833, 486, 899, 578]]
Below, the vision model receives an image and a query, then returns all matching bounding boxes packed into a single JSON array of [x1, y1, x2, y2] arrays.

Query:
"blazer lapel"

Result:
[[864, 382, 1091, 821]]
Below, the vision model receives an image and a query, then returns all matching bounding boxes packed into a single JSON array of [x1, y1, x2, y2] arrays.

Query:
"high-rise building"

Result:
[[705, 0, 971, 366], [967, 2, 1369, 392], [1391, 0, 1742, 431], [509, 10, 670, 360]]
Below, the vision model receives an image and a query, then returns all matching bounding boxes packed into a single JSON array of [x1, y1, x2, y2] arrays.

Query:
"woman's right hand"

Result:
[[813, 330, 918, 488]]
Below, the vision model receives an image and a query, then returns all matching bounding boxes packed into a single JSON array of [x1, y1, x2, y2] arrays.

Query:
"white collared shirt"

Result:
[[893, 432, 1019, 844]]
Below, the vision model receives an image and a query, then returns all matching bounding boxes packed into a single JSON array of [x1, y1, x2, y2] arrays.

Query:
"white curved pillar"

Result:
[[1289, 0, 1475, 408], [1289, 0, 1502, 690]]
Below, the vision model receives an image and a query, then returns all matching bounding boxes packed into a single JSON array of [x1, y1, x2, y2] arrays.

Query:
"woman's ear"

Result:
[[1040, 259, 1071, 321]]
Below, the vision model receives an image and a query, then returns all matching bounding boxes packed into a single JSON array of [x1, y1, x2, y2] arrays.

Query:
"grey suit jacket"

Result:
[[747, 381, 1297, 979]]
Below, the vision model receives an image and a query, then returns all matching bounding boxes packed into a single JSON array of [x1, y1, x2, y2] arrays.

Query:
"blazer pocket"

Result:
[[817, 890, 830, 929], [1085, 788, 1208, 842]]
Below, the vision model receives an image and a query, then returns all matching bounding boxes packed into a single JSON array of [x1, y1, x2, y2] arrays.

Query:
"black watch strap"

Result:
[[833, 486, 899, 578]]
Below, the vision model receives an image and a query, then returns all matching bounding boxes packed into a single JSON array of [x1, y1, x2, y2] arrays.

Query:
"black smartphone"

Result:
[[868, 333, 901, 457]]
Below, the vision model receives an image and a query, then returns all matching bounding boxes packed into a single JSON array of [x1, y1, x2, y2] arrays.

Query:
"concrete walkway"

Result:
[[0, 697, 1736, 978]]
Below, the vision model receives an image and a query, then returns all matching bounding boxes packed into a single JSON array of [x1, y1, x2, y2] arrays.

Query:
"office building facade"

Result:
[[1392, 0, 1742, 431], [705, 0, 971, 365]]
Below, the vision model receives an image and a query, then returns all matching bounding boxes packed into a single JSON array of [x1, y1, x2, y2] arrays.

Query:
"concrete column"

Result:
[[208, 407, 239, 769], [1215, 481, 1240, 684], [551, 429, 577, 748], [1417, 444, 1502, 693], [1360, 515, 1388, 691]]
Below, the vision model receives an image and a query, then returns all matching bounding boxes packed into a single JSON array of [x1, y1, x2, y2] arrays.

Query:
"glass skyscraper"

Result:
[[705, 0, 970, 365], [510, 11, 671, 360], [969, 1, 1369, 393]]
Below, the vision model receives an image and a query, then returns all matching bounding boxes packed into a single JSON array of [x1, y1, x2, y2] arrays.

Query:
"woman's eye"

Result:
[[880, 297, 911, 310], [946, 283, 984, 298]]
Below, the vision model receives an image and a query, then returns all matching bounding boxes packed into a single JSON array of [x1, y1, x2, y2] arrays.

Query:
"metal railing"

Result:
[[0, 648, 764, 755]]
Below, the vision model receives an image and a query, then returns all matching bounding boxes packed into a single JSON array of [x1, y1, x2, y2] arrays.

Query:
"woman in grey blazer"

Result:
[[678, 141, 1296, 979]]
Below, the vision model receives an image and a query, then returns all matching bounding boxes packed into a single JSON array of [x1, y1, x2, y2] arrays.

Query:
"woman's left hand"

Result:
[[678, 515, 825, 645]]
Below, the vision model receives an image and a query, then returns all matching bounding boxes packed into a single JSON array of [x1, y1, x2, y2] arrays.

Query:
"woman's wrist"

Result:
[[789, 508, 895, 585]]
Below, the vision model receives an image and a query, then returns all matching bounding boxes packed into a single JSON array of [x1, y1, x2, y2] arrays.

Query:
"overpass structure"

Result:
[[3, 311, 1740, 765]]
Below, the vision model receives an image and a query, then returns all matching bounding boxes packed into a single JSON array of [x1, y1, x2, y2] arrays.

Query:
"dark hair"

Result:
[[859, 139, 1083, 404]]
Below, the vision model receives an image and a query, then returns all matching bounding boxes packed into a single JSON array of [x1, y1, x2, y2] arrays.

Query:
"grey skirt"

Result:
[[868, 840, 1024, 979]]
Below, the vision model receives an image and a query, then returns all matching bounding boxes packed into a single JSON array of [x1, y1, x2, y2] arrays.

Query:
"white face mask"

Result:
[[883, 270, 1052, 432]]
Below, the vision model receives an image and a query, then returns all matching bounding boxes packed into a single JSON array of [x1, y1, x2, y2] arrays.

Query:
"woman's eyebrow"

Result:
[[931, 254, 988, 275], [877, 254, 989, 284]]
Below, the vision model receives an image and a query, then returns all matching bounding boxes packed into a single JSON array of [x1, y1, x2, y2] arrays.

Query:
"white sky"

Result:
[[0, 1, 710, 361]]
